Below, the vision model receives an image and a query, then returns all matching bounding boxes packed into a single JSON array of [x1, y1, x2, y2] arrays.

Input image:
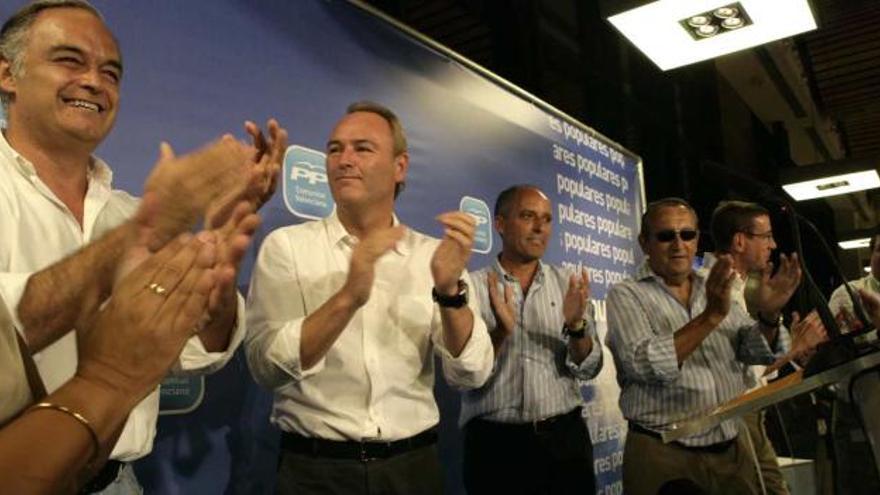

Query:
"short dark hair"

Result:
[[345, 100, 407, 198], [0, 1, 106, 109], [494, 184, 539, 218], [639, 197, 697, 240], [710, 201, 770, 252]]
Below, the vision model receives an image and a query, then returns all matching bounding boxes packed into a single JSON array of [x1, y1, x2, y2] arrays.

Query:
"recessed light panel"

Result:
[[782, 170, 880, 201], [838, 238, 872, 250], [608, 0, 817, 70]]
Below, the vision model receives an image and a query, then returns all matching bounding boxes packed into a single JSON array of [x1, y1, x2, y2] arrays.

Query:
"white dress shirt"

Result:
[[0, 131, 246, 461], [0, 300, 31, 426], [245, 212, 493, 441]]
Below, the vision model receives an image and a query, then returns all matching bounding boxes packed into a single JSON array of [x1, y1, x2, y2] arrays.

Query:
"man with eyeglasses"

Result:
[[606, 198, 797, 495], [709, 200, 824, 495]]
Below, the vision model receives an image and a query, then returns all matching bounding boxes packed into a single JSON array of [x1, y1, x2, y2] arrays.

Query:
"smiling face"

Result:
[[496, 187, 552, 263], [640, 205, 699, 283], [325, 111, 408, 209], [0, 8, 122, 152]]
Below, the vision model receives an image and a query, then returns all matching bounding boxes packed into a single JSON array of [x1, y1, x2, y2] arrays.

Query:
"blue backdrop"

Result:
[[2, 0, 645, 492]]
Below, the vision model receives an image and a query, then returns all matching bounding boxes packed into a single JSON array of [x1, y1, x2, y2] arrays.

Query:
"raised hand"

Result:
[[487, 271, 516, 336], [704, 254, 736, 323], [763, 310, 828, 375], [142, 138, 251, 251], [750, 253, 802, 318], [430, 212, 476, 295], [343, 226, 406, 307], [563, 268, 590, 327], [206, 119, 289, 228], [77, 231, 218, 403], [789, 310, 828, 362]]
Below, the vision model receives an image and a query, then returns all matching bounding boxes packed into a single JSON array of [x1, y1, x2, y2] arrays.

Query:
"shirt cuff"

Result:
[[436, 312, 493, 389], [0, 272, 33, 341], [739, 324, 780, 364], [566, 322, 602, 379], [646, 331, 681, 382], [177, 292, 247, 373], [267, 316, 325, 380]]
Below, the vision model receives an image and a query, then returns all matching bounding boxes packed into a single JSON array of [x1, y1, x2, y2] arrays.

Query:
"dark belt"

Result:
[[79, 460, 124, 494], [628, 422, 735, 454], [281, 428, 437, 462], [469, 407, 582, 434]]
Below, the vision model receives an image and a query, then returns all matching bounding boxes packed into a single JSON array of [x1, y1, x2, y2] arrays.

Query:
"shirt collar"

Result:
[[0, 128, 113, 187], [635, 257, 704, 283], [491, 256, 547, 285], [325, 209, 409, 256]]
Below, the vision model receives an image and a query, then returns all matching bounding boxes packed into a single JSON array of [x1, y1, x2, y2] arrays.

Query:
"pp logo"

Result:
[[283, 145, 335, 220], [459, 196, 492, 254]]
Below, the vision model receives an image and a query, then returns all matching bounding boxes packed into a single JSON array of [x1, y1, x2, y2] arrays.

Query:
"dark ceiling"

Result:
[[802, 0, 880, 159], [370, 0, 880, 165]]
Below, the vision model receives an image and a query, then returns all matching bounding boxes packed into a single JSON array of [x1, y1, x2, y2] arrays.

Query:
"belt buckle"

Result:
[[359, 442, 381, 462]]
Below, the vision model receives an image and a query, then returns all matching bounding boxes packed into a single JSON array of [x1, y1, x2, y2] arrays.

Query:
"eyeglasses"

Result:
[[653, 229, 698, 243], [741, 230, 774, 241]]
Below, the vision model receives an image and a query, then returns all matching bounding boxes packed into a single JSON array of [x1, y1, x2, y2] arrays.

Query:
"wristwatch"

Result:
[[432, 279, 469, 308], [562, 318, 588, 339]]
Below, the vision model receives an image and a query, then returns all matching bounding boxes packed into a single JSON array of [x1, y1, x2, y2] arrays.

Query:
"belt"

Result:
[[79, 460, 124, 494], [469, 407, 582, 434], [628, 422, 735, 454], [280, 428, 437, 462]]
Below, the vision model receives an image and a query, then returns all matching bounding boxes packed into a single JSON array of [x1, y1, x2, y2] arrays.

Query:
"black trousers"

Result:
[[275, 443, 442, 495], [463, 408, 596, 495]]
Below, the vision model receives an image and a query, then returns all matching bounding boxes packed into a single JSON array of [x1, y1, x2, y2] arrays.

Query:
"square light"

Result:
[[782, 170, 880, 201], [607, 0, 817, 71], [838, 238, 872, 250], [867, 265, 873, 274]]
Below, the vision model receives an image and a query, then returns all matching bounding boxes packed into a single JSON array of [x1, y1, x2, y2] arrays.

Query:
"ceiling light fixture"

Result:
[[779, 157, 880, 201], [605, 0, 817, 70], [838, 238, 872, 250]]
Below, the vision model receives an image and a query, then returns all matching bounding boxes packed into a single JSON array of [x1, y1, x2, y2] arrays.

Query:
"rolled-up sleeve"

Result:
[[245, 230, 323, 390], [606, 284, 681, 384], [0, 271, 32, 340], [433, 270, 493, 390], [736, 322, 790, 365], [174, 292, 247, 375]]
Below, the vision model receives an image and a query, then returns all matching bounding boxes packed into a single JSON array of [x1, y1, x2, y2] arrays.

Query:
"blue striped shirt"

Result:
[[460, 259, 603, 426], [605, 260, 790, 446]]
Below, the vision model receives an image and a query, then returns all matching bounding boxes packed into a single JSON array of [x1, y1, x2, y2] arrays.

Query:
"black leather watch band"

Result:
[[432, 279, 469, 308], [563, 319, 587, 339]]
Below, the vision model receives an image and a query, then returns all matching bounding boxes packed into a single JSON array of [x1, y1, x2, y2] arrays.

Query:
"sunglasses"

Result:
[[653, 229, 698, 243]]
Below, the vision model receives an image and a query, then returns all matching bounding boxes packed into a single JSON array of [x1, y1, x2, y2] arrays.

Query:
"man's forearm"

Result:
[[0, 375, 132, 494], [198, 288, 238, 352], [673, 312, 723, 365], [17, 223, 135, 352], [568, 335, 594, 364], [299, 289, 360, 370], [440, 306, 474, 358]]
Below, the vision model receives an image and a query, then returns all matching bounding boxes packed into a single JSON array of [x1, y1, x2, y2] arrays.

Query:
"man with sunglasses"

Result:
[[606, 198, 795, 495]]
